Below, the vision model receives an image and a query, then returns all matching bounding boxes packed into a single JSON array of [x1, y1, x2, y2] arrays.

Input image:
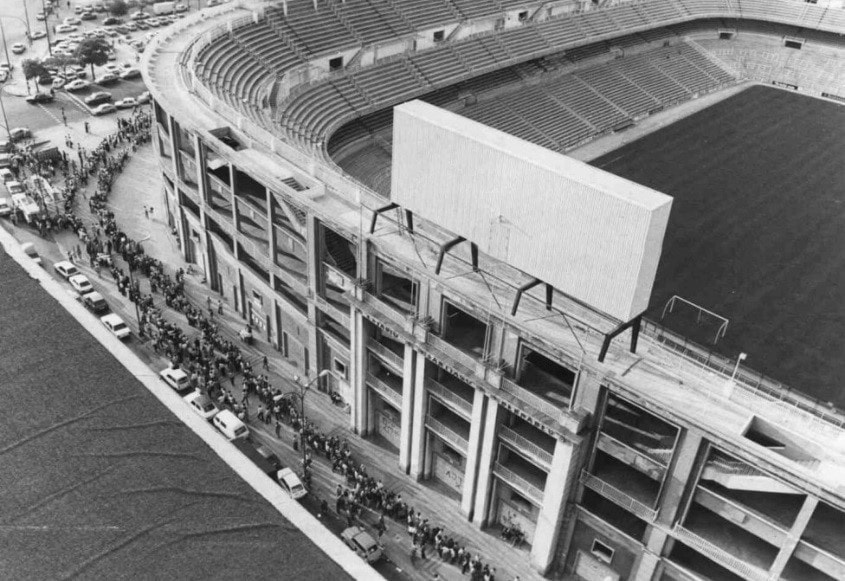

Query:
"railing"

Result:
[[366, 372, 403, 408], [498, 425, 554, 469], [493, 462, 545, 505], [598, 431, 670, 469], [672, 525, 768, 581], [578, 470, 658, 521], [425, 416, 469, 452], [368, 340, 404, 371], [426, 333, 480, 374], [425, 377, 473, 418], [500, 377, 566, 424]]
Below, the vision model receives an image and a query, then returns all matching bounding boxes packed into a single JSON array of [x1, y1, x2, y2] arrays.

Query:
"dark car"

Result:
[[80, 11, 97, 20], [84, 91, 112, 106], [37, 74, 53, 85], [25, 93, 54, 104]]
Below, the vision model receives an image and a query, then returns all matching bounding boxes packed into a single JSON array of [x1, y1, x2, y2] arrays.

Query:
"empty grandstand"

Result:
[[144, 1, 845, 579]]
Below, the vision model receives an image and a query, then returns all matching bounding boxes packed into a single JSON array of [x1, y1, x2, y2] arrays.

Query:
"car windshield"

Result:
[[292, 484, 304, 493], [234, 426, 247, 436], [201, 402, 215, 412], [113, 322, 127, 331]]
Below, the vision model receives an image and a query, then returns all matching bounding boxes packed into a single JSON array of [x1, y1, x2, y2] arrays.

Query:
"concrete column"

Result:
[[408, 351, 428, 480], [767, 495, 819, 580], [631, 550, 661, 581], [349, 309, 369, 435], [460, 388, 488, 519], [472, 399, 500, 527], [398, 343, 416, 473], [653, 430, 703, 528], [531, 438, 578, 573], [572, 368, 604, 417]]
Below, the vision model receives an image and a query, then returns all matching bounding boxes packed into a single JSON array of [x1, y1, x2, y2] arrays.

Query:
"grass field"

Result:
[[592, 85, 845, 408]]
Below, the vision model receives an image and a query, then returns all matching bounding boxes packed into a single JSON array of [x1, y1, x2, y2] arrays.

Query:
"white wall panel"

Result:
[[390, 100, 672, 321]]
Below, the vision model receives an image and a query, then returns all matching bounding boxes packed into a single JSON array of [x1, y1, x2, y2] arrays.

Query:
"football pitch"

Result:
[[592, 85, 845, 408]]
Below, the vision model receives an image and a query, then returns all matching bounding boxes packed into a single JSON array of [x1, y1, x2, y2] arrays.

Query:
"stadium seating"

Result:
[[384, 0, 457, 30], [265, 4, 358, 57], [332, 0, 413, 44]]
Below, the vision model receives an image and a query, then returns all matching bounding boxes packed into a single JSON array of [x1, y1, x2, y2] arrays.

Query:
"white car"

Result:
[[53, 260, 80, 279], [11, 43, 25, 54], [119, 68, 141, 80], [137, 91, 151, 103], [68, 273, 93, 294], [97, 72, 120, 84], [276, 467, 307, 499], [184, 390, 219, 420], [0, 197, 10, 217], [101, 313, 130, 339], [115, 97, 136, 109], [63, 17, 82, 25], [9, 127, 31, 141], [103, 63, 120, 73], [91, 103, 116, 115], [160, 366, 190, 391], [175, 2, 188, 11], [130, 11, 149, 20], [31, 30, 47, 40], [65, 79, 90, 92], [55, 24, 77, 33]]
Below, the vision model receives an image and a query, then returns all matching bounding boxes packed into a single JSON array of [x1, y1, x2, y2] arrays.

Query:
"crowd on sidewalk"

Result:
[[8, 111, 524, 581]]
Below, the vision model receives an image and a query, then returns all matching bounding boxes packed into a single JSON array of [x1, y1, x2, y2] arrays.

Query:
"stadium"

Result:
[[143, 1, 845, 579]]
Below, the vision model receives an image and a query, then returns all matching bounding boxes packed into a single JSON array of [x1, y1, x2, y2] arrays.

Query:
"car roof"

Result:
[[100, 313, 122, 324], [82, 291, 104, 300], [163, 367, 188, 378], [55, 260, 75, 268], [215, 409, 241, 423], [69, 274, 89, 282]]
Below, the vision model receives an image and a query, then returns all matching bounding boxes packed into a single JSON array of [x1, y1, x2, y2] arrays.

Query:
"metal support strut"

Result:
[[434, 236, 466, 275], [598, 314, 643, 363], [368, 202, 398, 234]]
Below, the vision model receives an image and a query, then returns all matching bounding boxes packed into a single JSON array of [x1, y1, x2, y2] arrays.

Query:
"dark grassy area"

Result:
[[0, 248, 349, 580], [592, 85, 845, 407]]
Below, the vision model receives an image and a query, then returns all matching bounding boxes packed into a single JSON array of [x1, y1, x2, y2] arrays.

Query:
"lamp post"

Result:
[[40, 0, 51, 56], [290, 369, 331, 479], [729, 352, 747, 384], [0, 18, 12, 69], [0, 87, 13, 144], [21, 0, 32, 42]]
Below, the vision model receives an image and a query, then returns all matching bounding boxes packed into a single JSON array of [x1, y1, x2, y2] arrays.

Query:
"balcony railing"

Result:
[[366, 373, 403, 408], [493, 462, 545, 505], [672, 525, 768, 581], [368, 341, 404, 372], [501, 377, 566, 424], [498, 425, 553, 470], [425, 378, 473, 418], [579, 470, 658, 521], [425, 416, 469, 452], [426, 333, 480, 374]]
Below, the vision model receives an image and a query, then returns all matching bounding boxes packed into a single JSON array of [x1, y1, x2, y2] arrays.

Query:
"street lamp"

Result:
[[0, 18, 12, 69], [0, 87, 13, 144], [729, 352, 747, 384], [20, 1, 32, 43], [289, 369, 331, 480]]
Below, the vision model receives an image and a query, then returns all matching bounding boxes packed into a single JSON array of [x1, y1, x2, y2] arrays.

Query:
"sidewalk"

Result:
[[93, 143, 552, 581]]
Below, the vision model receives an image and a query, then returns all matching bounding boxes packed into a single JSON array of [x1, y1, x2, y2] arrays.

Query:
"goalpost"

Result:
[[661, 295, 729, 344]]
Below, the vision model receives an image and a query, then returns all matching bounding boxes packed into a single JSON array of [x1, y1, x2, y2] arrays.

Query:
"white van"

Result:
[[212, 409, 249, 441], [159, 366, 190, 391]]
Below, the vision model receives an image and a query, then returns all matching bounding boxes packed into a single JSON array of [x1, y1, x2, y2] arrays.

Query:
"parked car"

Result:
[[82, 291, 108, 313], [175, 2, 187, 12], [36, 11, 46, 20], [131, 11, 149, 19], [20, 242, 42, 265], [137, 91, 151, 103], [11, 43, 26, 54], [53, 260, 80, 279], [26, 92, 54, 104], [159, 366, 190, 391], [55, 24, 77, 33], [0, 71, 7, 83], [80, 11, 97, 20], [97, 72, 120, 85], [65, 79, 90, 92], [31, 30, 47, 40], [212, 409, 249, 441], [63, 16, 82, 25], [51, 77, 66, 89], [68, 274, 93, 294], [85, 91, 112, 106], [91, 103, 116, 115], [276, 467, 307, 500], [341, 526, 383, 563], [184, 390, 219, 420], [0, 197, 10, 217], [101, 313, 130, 339], [115, 97, 136, 109], [10, 128, 31, 141], [120, 68, 141, 80], [103, 16, 122, 25]]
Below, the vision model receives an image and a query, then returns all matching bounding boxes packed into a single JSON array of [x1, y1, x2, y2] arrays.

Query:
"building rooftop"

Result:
[[0, 243, 353, 579]]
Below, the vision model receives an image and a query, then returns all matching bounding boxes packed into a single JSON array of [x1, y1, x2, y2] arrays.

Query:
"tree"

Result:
[[21, 59, 48, 95], [74, 38, 110, 82], [108, 0, 128, 17], [43, 54, 79, 79]]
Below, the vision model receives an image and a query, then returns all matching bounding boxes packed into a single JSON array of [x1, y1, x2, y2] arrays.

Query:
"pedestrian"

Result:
[[217, 299, 223, 315], [263, 355, 268, 370], [144, 206, 149, 219], [275, 419, 281, 437], [319, 499, 328, 519], [84, 121, 89, 133]]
